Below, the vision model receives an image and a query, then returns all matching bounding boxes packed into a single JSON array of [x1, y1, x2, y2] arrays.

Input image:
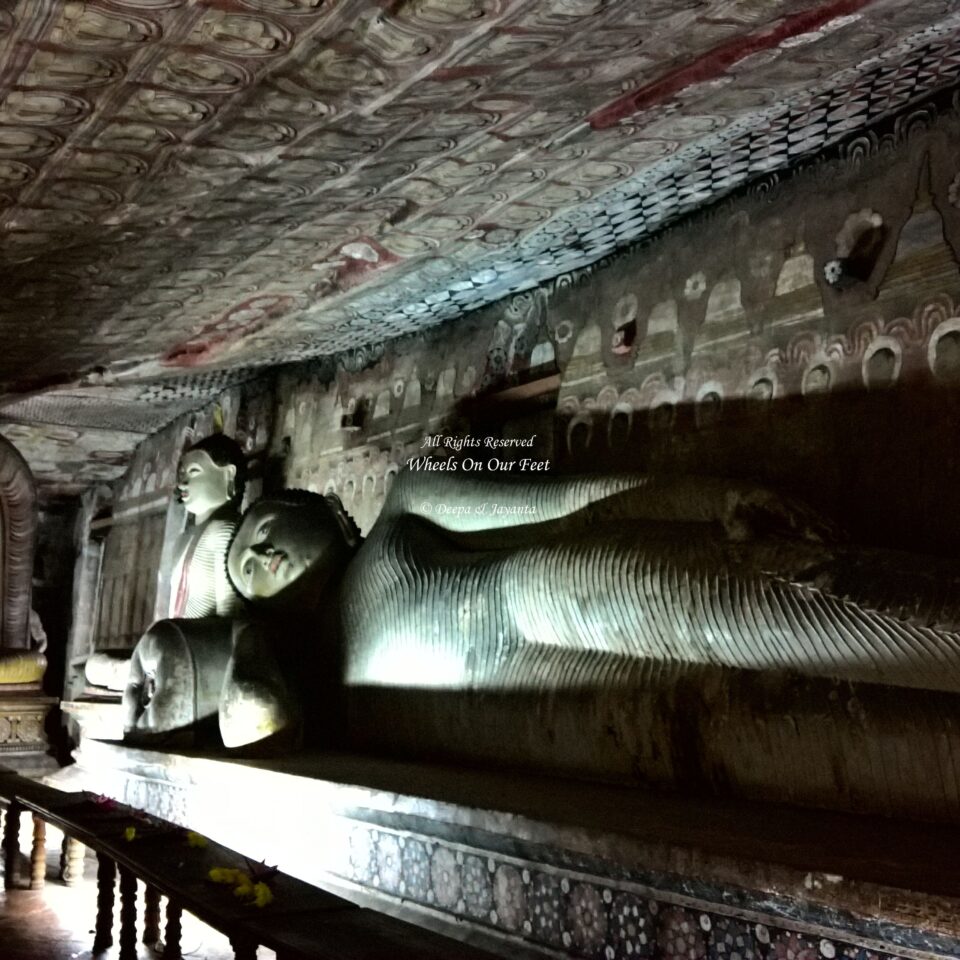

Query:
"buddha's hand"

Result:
[[722, 486, 840, 543]]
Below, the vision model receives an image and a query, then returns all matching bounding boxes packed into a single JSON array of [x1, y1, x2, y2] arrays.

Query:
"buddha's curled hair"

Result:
[[259, 488, 361, 551]]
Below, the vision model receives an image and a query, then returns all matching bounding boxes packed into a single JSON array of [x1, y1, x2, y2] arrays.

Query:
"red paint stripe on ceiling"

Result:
[[587, 0, 876, 130]]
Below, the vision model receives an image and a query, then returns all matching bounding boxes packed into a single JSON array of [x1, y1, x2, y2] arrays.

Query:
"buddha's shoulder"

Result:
[[195, 515, 239, 547]]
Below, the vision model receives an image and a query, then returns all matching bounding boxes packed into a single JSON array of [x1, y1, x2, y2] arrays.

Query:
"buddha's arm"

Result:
[[575, 476, 833, 542], [381, 469, 650, 531], [381, 468, 830, 541]]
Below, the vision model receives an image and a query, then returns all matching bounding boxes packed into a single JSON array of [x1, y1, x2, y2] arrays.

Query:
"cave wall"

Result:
[[263, 104, 960, 558], [100, 101, 960, 567]]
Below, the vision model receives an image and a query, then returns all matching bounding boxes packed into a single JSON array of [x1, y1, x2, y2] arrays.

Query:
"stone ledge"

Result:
[[44, 740, 960, 960]]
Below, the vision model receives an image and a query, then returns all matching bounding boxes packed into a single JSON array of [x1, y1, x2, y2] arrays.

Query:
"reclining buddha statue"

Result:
[[124, 457, 960, 807], [338, 469, 960, 694]]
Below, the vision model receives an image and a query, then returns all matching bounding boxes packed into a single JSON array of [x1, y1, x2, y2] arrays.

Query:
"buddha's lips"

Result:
[[269, 553, 284, 575]]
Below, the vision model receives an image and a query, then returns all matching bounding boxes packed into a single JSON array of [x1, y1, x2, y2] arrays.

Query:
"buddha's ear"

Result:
[[223, 463, 238, 499], [325, 494, 361, 548]]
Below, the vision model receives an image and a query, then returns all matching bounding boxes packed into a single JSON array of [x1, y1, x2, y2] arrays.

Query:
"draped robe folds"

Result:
[[167, 509, 243, 619], [338, 469, 960, 820], [342, 470, 960, 693]]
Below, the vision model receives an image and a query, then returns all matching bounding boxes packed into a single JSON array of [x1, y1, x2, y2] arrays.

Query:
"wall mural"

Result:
[[4, 2, 960, 500], [254, 102, 960, 555]]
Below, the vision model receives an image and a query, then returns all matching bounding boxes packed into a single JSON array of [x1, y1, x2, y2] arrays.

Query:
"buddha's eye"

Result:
[[255, 521, 271, 541], [243, 558, 254, 579]]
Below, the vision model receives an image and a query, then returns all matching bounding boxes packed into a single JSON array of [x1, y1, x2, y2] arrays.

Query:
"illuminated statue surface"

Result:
[[86, 434, 245, 692], [124, 465, 960, 757], [166, 433, 246, 619], [340, 469, 960, 694]]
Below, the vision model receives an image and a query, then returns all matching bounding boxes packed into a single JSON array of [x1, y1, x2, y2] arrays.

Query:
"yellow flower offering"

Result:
[[209, 867, 246, 885], [208, 865, 271, 906], [187, 831, 208, 849], [251, 882, 273, 908], [123, 826, 137, 842]]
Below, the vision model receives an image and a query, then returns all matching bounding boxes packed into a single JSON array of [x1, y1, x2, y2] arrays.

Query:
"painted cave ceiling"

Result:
[[1, 0, 960, 498]]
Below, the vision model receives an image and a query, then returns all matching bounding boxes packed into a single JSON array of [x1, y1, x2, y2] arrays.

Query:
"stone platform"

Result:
[[48, 740, 960, 960], [0, 691, 58, 777]]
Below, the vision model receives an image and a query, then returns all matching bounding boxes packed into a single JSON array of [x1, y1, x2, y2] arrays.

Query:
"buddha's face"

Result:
[[228, 500, 340, 601], [177, 449, 235, 518]]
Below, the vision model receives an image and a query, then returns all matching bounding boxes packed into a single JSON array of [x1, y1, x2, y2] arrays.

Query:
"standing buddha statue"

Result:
[[167, 433, 246, 619], [83, 433, 245, 692]]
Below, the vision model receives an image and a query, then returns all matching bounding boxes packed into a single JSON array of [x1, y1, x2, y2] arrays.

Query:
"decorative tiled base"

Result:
[[50, 741, 960, 960], [336, 821, 940, 960], [0, 692, 57, 777]]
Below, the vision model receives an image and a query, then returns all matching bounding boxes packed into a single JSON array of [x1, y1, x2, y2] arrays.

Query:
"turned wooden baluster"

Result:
[[29, 814, 45, 889], [2, 800, 21, 889], [230, 936, 258, 960], [118, 866, 138, 960], [92, 852, 116, 953], [143, 885, 161, 945], [61, 835, 85, 886], [162, 899, 183, 959]]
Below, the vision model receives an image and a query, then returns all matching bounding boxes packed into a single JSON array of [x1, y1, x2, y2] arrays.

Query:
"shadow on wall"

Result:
[[551, 383, 960, 559]]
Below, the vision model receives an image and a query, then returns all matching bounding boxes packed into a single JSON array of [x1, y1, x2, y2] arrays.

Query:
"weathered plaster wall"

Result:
[[102, 104, 960, 556]]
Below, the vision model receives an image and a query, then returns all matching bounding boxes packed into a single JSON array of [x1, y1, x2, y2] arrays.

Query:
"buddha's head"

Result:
[[177, 434, 246, 521], [228, 491, 359, 605]]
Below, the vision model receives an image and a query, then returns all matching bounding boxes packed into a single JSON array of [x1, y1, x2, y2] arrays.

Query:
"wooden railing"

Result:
[[0, 767, 498, 959]]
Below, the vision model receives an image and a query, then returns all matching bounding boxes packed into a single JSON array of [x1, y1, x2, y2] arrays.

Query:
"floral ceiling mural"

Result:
[[2, 0, 960, 494]]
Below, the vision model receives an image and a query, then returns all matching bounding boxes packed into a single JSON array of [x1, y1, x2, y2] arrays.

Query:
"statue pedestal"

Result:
[[45, 739, 960, 960], [60, 699, 125, 742], [0, 689, 57, 776]]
